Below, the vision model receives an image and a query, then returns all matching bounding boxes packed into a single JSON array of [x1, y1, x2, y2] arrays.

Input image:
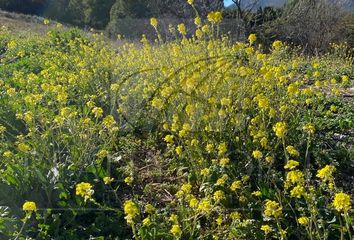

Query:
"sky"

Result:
[[224, 0, 234, 6]]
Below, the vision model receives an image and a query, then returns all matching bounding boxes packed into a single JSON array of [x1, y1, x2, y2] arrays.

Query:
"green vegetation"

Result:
[[0, 8, 353, 238], [1, 0, 352, 53]]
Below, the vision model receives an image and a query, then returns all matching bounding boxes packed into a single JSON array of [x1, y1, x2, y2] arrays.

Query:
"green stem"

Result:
[[132, 222, 138, 240], [344, 212, 352, 240], [14, 213, 30, 240]]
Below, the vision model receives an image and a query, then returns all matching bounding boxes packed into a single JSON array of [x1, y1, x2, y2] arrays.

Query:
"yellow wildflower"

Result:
[[252, 150, 263, 159], [103, 176, 114, 185], [219, 157, 230, 166], [252, 191, 262, 197], [189, 197, 199, 208], [150, 17, 158, 28], [332, 192, 351, 212], [92, 107, 103, 118], [213, 190, 225, 202], [143, 217, 152, 226], [216, 216, 223, 226], [164, 135, 174, 143], [201, 168, 210, 177], [272, 40, 283, 50], [230, 180, 242, 191], [75, 182, 94, 201], [207, 11, 223, 24], [285, 170, 304, 188], [298, 216, 309, 225], [248, 33, 257, 44], [286, 146, 300, 157], [198, 198, 212, 214], [22, 201, 37, 212], [264, 200, 282, 218], [170, 224, 182, 237], [290, 185, 305, 198], [273, 122, 287, 138], [303, 123, 315, 134], [261, 224, 272, 235], [230, 211, 241, 220], [124, 176, 133, 185], [284, 160, 300, 170], [218, 142, 227, 155], [181, 183, 192, 194], [316, 165, 335, 183], [124, 200, 139, 225], [177, 23, 186, 35]]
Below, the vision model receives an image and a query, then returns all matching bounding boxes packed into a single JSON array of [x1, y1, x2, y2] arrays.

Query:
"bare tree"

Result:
[[231, 0, 260, 36], [277, 0, 353, 53]]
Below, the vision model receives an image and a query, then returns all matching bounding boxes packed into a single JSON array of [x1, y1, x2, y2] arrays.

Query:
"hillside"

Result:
[[226, 0, 354, 10], [0, 10, 62, 34]]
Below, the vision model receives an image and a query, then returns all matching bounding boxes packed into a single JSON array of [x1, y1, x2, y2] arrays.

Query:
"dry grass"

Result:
[[0, 10, 65, 35]]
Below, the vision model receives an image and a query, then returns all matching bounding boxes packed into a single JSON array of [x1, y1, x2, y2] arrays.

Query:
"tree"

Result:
[[0, 0, 48, 15], [276, 0, 353, 53]]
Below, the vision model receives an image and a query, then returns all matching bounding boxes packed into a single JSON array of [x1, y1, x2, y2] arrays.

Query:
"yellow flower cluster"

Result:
[[22, 201, 37, 212], [75, 182, 94, 202], [332, 193, 351, 212], [124, 200, 139, 225], [264, 200, 282, 218], [207, 11, 223, 24]]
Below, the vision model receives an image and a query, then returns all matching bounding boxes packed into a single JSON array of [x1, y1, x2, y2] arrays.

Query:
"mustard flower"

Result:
[[18, 142, 31, 153], [285, 170, 304, 189], [216, 216, 223, 226], [298, 216, 309, 225], [264, 200, 282, 218], [164, 135, 174, 143], [284, 160, 300, 170], [207, 11, 223, 24], [219, 157, 230, 166], [273, 122, 287, 138], [290, 185, 305, 198], [169, 214, 178, 223], [124, 176, 133, 185], [248, 33, 257, 44], [252, 150, 263, 159], [150, 17, 158, 28], [75, 182, 94, 201], [103, 176, 114, 185], [124, 200, 139, 225], [261, 224, 272, 235], [218, 142, 227, 155], [145, 204, 155, 214], [332, 192, 351, 212], [213, 190, 225, 202], [170, 224, 182, 238], [194, 16, 201, 27], [265, 156, 274, 164], [286, 146, 300, 157], [198, 198, 212, 214], [230, 211, 241, 220], [303, 123, 315, 134], [189, 197, 199, 208], [143, 217, 152, 226], [177, 23, 186, 35], [181, 183, 192, 194], [22, 201, 37, 212], [230, 180, 242, 191], [252, 191, 262, 197], [201, 168, 210, 177], [316, 165, 335, 183], [272, 40, 283, 50]]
